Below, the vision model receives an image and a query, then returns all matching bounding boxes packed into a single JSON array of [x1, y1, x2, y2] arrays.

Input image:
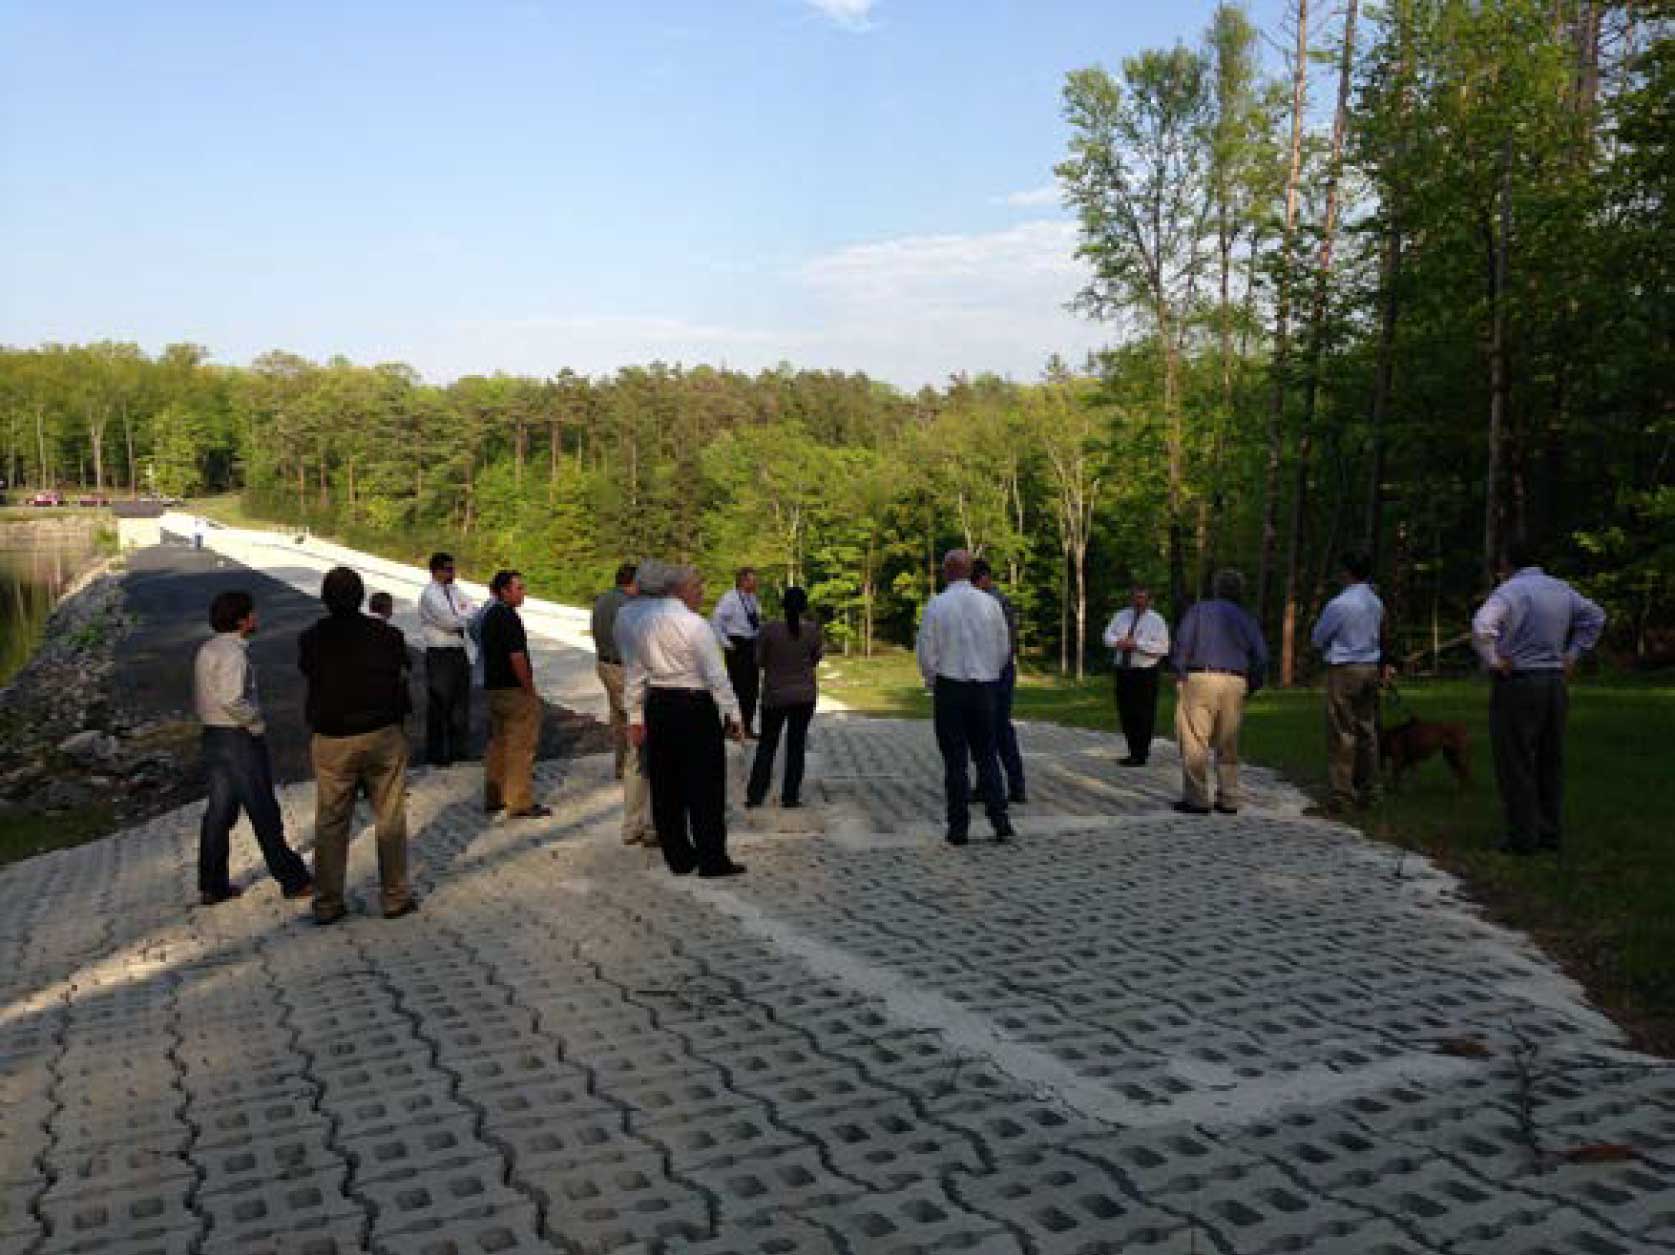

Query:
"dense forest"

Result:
[[2, 0, 1668, 678]]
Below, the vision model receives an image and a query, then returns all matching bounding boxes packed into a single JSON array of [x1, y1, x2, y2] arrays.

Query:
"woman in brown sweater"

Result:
[[745, 586, 823, 808]]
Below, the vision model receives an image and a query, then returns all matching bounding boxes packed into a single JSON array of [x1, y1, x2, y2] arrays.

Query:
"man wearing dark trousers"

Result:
[[627, 564, 746, 878], [419, 551, 473, 765], [1472, 539, 1606, 856], [918, 549, 1016, 846], [711, 567, 762, 738], [299, 567, 415, 924], [192, 590, 313, 906], [1102, 584, 1170, 766], [970, 559, 1026, 803]]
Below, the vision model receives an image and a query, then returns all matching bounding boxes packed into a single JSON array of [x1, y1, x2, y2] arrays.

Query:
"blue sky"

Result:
[[1, 0, 1288, 389]]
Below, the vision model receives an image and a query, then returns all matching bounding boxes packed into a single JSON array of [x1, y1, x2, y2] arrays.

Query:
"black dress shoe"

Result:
[[199, 886, 245, 907], [484, 801, 505, 815], [1495, 841, 1539, 857], [314, 909, 348, 926], [1119, 756, 1147, 767], [1172, 801, 1212, 815], [1213, 804, 1239, 815], [508, 804, 553, 818], [698, 860, 747, 878], [945, 829, 969, 847], [993, 817, 1017, 840], [383, 900, 420, 920], [282, 880, 316, 901], [781, 798, 802, 809], [1008, 791, 1027, 805], [744, 798, 762, 809]]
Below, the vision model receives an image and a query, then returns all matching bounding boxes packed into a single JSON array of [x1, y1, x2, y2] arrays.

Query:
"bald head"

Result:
[[942, 549, 973, 582]]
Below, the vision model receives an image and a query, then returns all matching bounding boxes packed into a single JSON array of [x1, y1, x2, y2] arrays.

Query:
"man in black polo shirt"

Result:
[[481, 569, 550, 819], [298, 566, 415, 923]]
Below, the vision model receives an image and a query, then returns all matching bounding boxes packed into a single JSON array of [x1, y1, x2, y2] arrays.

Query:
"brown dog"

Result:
[[1380, 716, 1471, 788]]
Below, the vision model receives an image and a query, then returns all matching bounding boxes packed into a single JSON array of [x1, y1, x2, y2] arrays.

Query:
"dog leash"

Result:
[[1382, 678, 1415, 718]]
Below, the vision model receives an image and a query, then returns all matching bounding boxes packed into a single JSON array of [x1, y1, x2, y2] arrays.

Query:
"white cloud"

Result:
[[406, 219, 1107, 390], [791, 219, 1107, 384], [804, 0, 878, 32], [994, 184, 1062, 209]]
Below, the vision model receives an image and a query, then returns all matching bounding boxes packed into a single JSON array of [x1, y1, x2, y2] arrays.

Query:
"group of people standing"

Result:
[[193, 567, 415, 924], [588, 563, 824, 879], [191, 532, 1605, 917]]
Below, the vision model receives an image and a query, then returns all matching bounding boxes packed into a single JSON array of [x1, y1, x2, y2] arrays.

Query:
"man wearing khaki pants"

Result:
[[1311, 551, 1390, 814], [298, 566, 415, 923], [1168, 570, 1269, 815], [591, 563, 639, 779], [481, 570, 549, 819]]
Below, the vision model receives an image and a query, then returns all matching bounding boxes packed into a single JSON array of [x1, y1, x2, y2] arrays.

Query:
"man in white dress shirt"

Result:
[[628, 565, 747, 877], [711, 567, 762, 738], [917, 549, 1016, 845], [419, 551, 474, 766], [1102, 585, 1170, 766]]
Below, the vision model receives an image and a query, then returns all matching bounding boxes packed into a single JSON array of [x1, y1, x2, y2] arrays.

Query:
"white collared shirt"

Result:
[[193, 632, 264, 734], [1102, 607, 1171, 670], [916, 580, 1011, 684], [626, 598, 742, 724], [418, 578, 473, 650], [711, 587, 761, 643]]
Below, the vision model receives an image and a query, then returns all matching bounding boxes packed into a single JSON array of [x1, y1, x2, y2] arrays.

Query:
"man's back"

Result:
[[1475, 568, 1606, 671], [299, 614, 406, 736], [592, 588, 629, 663], [919, 581, 1009, 683]]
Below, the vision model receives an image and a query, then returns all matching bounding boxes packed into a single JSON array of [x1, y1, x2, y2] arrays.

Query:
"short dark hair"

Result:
[[209, 590, 254, 633], [615, 562, 638, 588], [321, 566, 364, 615], [970, 558, 993, 583], [735, 566, 756, 585], [490, 569, 522, 596], [1503, 537, 1537, 571], [429, 552, 454, 574], [1340, 550, 1372, 581], [368, 591, 394, 616], [1212, 569, 1246, 603]]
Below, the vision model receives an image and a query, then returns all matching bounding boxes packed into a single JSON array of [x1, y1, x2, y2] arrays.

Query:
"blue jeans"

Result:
[[199, 727, 310, 895]]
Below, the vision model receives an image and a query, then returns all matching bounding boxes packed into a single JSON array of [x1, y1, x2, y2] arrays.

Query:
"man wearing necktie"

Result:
[[1102, 585, 1170, 766], [419, 551, 474, 766], [711, 567, 763, 739]]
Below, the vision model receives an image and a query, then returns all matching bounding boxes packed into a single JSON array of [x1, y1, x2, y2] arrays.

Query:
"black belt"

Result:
[[1328, 661, 1380, 668], [1496, 669, 1563, 681], [1187, 667, 1244, 677], [648, 687, 715, 702]]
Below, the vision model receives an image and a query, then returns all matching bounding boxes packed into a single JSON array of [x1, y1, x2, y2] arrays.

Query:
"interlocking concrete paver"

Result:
[[1, 687, 1671, 1254]]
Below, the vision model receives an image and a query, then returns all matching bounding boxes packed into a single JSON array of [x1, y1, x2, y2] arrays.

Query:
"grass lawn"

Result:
[[819, 648, 1675, 1055]]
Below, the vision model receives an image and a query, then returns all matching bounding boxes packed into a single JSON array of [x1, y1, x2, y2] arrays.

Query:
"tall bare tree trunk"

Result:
[[1280, 0, 1357, 686], [1484, 137, 1514, 584], [1258, 0, 1310, 632]]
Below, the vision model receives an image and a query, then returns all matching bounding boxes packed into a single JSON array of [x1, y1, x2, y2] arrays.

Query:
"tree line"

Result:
[[1, 0, 1668, 675]]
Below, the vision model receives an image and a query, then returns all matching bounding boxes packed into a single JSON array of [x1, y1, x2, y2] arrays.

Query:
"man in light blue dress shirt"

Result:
[[1311, 551, 1389, 812], [1471, 539, 1606, 855]]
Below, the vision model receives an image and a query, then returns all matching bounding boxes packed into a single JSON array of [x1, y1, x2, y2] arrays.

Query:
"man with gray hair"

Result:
[[612, 558, 666, 847], [626, 564, 746, 876], [917, 548, 1016, 845], [1168, 569, 1269, 816]]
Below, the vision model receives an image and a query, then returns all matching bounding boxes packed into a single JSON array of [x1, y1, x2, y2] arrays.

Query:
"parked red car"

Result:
[[27, 490, 64, 507]]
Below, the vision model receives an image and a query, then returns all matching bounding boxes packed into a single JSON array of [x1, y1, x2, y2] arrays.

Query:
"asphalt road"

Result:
[[117, 541, 607, 786]]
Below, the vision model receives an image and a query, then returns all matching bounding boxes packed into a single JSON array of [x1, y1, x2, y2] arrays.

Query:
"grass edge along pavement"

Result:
[[819, 647, 1675, 1058]]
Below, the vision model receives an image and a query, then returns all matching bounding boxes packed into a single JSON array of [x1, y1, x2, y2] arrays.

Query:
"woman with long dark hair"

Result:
[[746, 586, 823, 809]]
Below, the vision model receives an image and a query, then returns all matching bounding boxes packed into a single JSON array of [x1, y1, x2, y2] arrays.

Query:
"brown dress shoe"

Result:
[[200, 886, 245, 907], [282, 880, 316, 901]]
